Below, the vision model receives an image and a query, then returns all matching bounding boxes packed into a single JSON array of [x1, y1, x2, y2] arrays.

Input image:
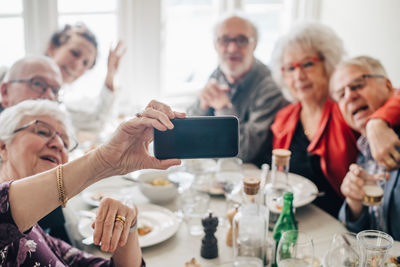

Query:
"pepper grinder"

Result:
[[200, 211, 219, 259]]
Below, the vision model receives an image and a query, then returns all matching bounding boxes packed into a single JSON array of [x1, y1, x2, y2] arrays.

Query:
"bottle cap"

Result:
[[272, 149, 291, 166], [283, 191, 294, 201], [243, 177, 261, 195]]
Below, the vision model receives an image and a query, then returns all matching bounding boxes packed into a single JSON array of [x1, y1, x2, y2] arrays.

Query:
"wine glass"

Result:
[[276, 230, 314, 267], [325, 232, 359, 267], [215, 158, 244, 216]]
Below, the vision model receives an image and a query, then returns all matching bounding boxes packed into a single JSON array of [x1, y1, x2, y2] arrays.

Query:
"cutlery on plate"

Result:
[[311, 191, 325, 197]]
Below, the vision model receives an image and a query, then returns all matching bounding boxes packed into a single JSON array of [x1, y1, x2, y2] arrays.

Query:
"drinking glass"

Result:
[[357, 230, 393, 267], [215, 158, 244, 213], [325, 232, 360, 267], [168, 164, 195, 218], [362, 161, 387, 231], [180, 190, 210, 236], [276, 230, 314, 267]]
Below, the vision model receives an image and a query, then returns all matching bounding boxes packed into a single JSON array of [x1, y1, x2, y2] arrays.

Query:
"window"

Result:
[[162, 0, 218, 96], [244, 0, 284, 64], [0, 0, 25, 69], [58, 0, 117, 103], [1, 0, 287, 112], [160, 0, 285, 100]]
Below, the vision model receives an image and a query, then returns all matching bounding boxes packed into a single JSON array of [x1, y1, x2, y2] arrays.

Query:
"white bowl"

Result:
[[137, 170, 178, 204]]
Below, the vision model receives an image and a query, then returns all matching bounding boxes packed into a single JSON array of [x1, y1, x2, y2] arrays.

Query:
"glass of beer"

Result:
[[362, 179, 385, 206], [362, 162, 386, 206], [362, 161, 387, 231]]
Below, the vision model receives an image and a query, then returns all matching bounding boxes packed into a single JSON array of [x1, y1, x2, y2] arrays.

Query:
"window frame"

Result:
[[9, 0, 318, 112]]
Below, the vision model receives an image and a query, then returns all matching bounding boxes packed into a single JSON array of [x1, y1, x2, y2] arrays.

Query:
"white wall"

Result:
[[319, 0, 400, 87]]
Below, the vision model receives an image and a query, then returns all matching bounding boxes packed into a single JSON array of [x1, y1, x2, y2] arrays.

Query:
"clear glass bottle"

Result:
[[233, 177, 269, 264], [264, 149, 292, 230]]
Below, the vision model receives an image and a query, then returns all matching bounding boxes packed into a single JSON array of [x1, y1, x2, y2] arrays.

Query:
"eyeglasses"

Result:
[[8, 77, 60, 101], [13, 120, 78, 152], [332, 74, 386, 101], [216, 35, 255, 48], [281, 57, 324, 74]]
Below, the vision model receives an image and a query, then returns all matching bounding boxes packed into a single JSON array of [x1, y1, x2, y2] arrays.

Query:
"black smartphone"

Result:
[[153, 116, 239, 159]]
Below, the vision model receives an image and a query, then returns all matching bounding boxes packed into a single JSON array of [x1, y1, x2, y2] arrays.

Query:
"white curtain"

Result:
[[282, 0, 321, 31]]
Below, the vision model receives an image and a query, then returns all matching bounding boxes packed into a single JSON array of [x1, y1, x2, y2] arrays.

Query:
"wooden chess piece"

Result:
[[200, 211, 219, 259]]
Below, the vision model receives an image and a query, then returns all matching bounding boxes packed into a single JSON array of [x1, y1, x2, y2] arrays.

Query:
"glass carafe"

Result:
[[264, 149, 292, 230], [357, 230, 393, 267], [233, 177, 269, 264]]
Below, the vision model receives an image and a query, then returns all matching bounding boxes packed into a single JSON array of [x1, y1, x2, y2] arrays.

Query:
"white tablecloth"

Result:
[[65, 171, 400, 266]]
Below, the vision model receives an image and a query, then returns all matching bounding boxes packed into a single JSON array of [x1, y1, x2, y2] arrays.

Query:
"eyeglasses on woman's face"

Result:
[[13, 120, 77, 152], [281, 57, 324, 75]]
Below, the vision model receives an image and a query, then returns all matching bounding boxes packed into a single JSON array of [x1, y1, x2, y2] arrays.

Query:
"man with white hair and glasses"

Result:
[[187, 13, 288, 164], [331, 56, 400, 240], [0, 56, 62, 111]]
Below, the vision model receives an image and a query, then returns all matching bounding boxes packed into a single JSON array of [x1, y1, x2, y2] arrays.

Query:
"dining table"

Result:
[[65, 165, 400, 267]]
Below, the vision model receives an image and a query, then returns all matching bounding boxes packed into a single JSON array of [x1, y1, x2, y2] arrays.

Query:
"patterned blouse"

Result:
[[0, 181, 116, 267]]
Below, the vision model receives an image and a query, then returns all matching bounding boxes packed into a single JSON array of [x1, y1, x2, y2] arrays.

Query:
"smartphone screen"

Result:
[[153, 116, 239, 159]]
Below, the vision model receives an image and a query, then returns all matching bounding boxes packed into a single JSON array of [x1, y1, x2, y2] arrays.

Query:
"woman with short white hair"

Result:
[[0, 99, 184, 266]]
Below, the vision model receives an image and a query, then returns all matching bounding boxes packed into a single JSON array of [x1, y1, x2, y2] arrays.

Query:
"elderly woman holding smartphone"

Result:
[[0, 99, 184, 266], [258, 22, 400, 217]]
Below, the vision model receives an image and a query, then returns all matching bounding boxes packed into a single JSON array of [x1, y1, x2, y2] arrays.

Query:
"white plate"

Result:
[[288, 172, 319, 208], [78, 203, 180, 248], [81, 185, 124, 207], [266, 172, 319, 213]]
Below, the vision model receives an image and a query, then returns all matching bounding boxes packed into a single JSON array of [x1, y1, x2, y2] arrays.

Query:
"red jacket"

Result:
[[271, 99, 356, 197], [271, 92, 400, 198], [370, 90, 400, 127]]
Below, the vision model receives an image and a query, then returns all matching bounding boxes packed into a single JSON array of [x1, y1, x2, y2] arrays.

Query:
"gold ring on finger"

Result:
[[115, 215, 126, 225]]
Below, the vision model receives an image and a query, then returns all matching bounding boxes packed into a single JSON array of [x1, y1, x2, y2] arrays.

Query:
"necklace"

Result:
[[303, 127, 314, 140]]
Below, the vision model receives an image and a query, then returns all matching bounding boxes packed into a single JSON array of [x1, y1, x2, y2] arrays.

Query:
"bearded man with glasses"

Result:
[[187, 13, 288, 164]]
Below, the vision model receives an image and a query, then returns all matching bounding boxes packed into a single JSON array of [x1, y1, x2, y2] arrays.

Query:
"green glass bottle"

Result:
[[272, 191, 297, 267]]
